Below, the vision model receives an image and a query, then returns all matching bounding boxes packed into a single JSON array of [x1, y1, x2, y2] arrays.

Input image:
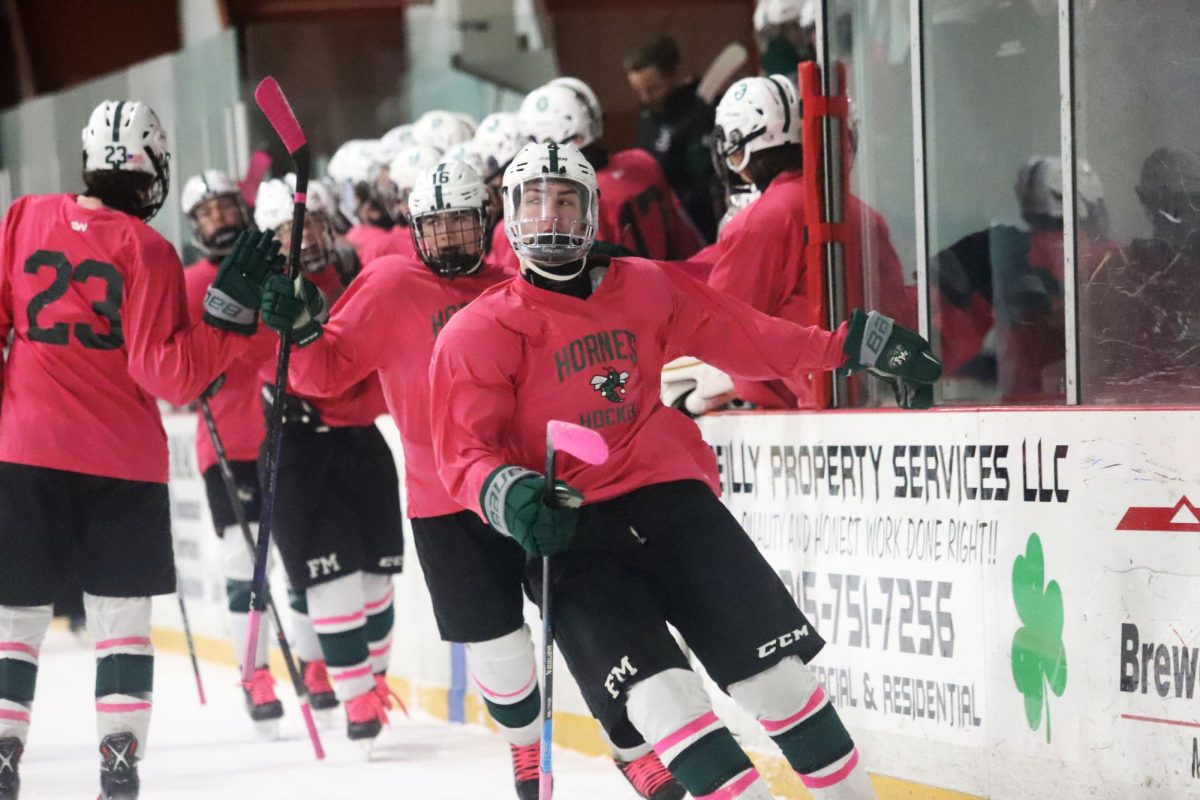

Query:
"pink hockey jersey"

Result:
[[288, 256, 509, 518], [345, 223, 390, 253], [0, 194, 245, 482], [359, 225, 417, 265], [430, 258, 848, 518], [598, 149, 705, 261], [184, 259, 275, 473]]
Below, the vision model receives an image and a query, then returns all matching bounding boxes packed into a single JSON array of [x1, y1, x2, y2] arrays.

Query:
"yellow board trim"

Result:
[[150, 627, 982, 800]]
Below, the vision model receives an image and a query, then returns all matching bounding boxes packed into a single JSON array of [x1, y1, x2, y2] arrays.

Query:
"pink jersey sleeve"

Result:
[[0, 203, 14, 411], [428, 307, 521, 517], [704, 207, 797, 315], [124, 233, 242, 406], [289, 260, 392, 398], [662, 263, 848, 379]]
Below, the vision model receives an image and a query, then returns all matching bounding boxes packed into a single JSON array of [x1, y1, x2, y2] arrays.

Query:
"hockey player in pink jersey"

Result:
[[260, 159, 684, 799], [519, 79, 705, 261], [253, 178, 404, 747], [0, 100, 279, 800], [427, 141, 941, 800]]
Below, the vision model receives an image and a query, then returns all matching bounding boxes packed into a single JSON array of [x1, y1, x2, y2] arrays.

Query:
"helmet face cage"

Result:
[[188, 193, 251, 256], [504, 176, 598, 266], [410, 207, 490, 277], [279, 212, 336, 273]]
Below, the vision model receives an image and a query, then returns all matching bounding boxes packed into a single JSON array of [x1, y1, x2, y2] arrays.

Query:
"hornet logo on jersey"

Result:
[[591, 367, 629, 404]]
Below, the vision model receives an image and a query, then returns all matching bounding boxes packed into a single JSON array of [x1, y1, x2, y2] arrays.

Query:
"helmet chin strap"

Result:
[[520, 255, 588, 282]]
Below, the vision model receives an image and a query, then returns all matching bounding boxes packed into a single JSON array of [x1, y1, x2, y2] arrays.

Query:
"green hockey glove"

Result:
[[841, 308, 943, 384], [203, 230, 284, 334], [260, 273, 327, 347], [481, 466, 584, 557]]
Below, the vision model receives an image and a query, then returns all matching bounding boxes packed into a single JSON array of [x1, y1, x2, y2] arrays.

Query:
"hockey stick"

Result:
[[176, 582, 206, 706], [697, 42, 750, 105], [244, 77, 310, 686], [198, 389, 326, 760], [240, 150, 272, 209], [539, 421, 610, 800]]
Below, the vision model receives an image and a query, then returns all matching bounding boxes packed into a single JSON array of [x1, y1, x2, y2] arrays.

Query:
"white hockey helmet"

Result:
[[519, 83, 598, 149], [546, 77, 603, 143], [412, 111, 475, 152], [380, 123, 415, 153], [713, 75, 802, 174], [408, 159, 491, 277], [1015, 155, 1107, 235], [255, 177, 335, 272], [502, 140, 598, 275], [327, 139, 378, 187], [442, 142, 488, 181], [181, 170, 251, 256], [388, 144, 445, 216], [472, 112, 526, 179], [753, 0, 816, 32], [451, 112, 478, 137], [81, 99, 171, 220]]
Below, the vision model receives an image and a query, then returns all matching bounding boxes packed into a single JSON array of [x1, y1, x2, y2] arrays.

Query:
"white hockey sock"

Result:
[[728, 657, 875, 799], [86, 594, 153, 754], [307, 574, 372, 701], [466, 626, 541, 747], [0, 604, 52, 744], [362, 574, 394, 675], [221, 527, 271, 669]]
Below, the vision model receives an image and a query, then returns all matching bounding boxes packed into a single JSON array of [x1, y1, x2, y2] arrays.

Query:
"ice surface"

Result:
[[20, 629, 638, 799]]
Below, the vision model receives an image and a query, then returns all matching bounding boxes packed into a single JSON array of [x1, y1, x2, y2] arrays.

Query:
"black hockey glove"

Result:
[[841, 308, 943, 389], [481, 466, 584, 558], [203, 230, 284, 334], [260, 274, 327, 347]]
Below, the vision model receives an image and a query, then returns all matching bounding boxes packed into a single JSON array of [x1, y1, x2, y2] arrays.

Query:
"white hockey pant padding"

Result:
[[86, 595, 153, 658], [0, 604, 53, 743], [626, 668, 726, 765], [465, 625, 541, 746], [727, 655, 824, 730], [291, 608, 323, 663], [85, 595, 153, 752], [728, 657, 875, 799], [362, 573, 394, 674], [220, 523, 264, 581], [599, 725, 652, 764]]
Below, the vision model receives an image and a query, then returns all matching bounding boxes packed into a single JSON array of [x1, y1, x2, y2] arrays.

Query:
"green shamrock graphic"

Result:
[[1011, 532, 1067, 743]]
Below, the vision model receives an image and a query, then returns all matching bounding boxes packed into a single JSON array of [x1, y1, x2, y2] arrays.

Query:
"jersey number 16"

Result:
[[24, 249, 124, 350]]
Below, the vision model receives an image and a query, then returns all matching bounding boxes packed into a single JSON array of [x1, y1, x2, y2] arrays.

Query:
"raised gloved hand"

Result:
[[481, 466, 584, 557], [841, 309, 942, 406], [203, 230, 284, 334], [260, 273, 328, 347]]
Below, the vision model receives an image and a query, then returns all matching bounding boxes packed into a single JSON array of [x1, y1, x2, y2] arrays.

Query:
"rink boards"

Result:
[[157, 408, 1200, 800]]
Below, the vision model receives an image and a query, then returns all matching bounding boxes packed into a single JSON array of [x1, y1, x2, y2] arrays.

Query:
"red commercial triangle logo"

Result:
[[1116, 496, 1200, 532]]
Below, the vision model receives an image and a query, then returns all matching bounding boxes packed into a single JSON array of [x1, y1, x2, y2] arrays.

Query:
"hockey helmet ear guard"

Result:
[[407, 159, 491, 277], [81, 100, 171, 221], [502, 141, 599, 277]]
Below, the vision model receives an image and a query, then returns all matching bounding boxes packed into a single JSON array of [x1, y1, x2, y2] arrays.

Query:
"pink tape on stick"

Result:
[[547, 421, 609, 465], [254, 77, 306, 154]]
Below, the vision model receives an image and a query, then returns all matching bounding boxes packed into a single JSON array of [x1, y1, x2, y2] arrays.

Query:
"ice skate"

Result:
[[616, 751, 687, 800], [509, 742, 540, 799], [98, 732, 139, 800], [243, 667, 284, 740], [345, 687, 388, 752], [0, 738, 22, 800]]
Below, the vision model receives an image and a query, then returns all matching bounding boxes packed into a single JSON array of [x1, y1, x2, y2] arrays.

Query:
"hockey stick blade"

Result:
[[254, 78, 306, 154], [697, 43, 749, 104], [547, 421, 609, 465]]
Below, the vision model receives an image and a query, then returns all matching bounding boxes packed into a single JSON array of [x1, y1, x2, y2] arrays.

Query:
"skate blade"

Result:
[[313, 707, 338, 731], [253, 718, 282, 741], [356, 737, 379, 760]]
